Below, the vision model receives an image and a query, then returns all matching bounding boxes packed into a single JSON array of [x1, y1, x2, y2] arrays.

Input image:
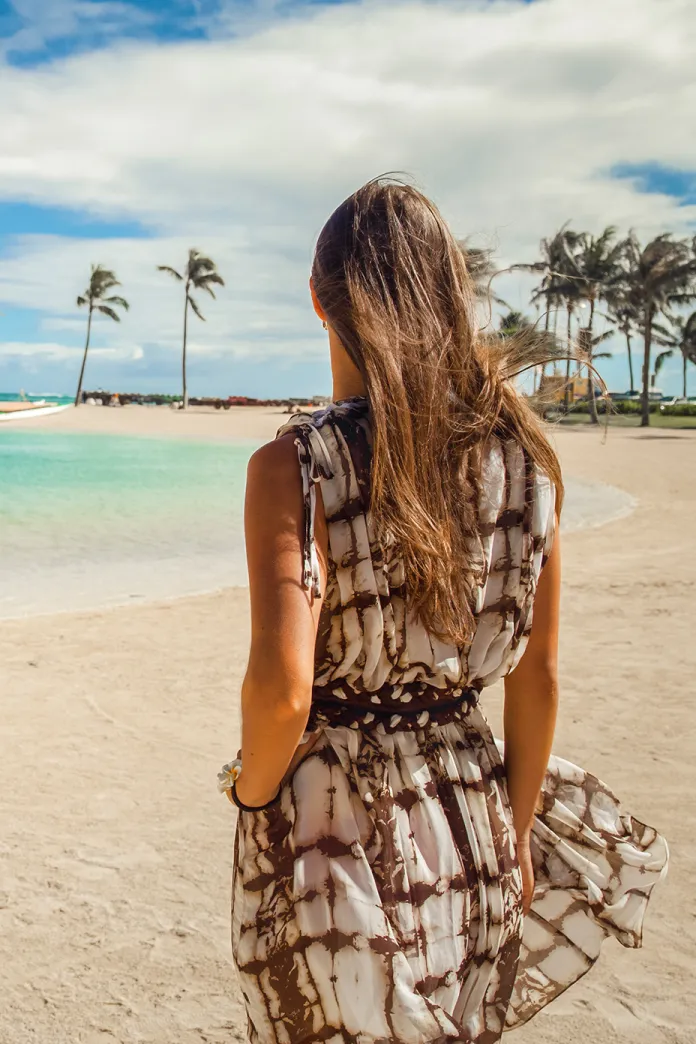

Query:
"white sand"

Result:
[[1, 408, 694, 1043], [12, 402, 292, 441]]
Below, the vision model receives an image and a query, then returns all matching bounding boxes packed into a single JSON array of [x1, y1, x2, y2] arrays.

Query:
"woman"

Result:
[[219, 180, 667, 1044]]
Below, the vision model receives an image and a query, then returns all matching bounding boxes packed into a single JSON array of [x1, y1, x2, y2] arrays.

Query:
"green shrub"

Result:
[[564, 399, 696, 417]]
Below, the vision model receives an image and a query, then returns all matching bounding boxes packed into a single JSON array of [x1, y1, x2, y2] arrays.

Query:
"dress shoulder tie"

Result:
[[287, 423, 334, 597]]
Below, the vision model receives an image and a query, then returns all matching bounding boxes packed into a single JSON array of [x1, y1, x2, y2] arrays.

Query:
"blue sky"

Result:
[[1, 0, 695, 399], [0, 0, 358, 65]]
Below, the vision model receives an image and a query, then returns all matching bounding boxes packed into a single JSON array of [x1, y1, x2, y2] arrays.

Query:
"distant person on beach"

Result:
[[219, 179, 667, 1044]]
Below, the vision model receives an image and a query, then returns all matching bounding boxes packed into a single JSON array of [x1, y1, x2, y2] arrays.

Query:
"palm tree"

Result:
[[457, 241, 509, 309], [75, 265, 129, 407], [656, 311, 696, 399], [498, 310, 532, 336], [606, 291, 640, 394], [652, 347, 674, 393], [576, 326, 613, 410], [514, 224, 583, 392], [623, 233, 696, 426], [561, 286, 582, 409], [677, 311, 696, 398], [158, 249, 225, 409], [567, 228, 625, 424]]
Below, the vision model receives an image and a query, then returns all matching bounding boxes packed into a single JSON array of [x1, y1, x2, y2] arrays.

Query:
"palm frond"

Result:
[[158, 265, 183, 281], [499, 310, 532, 336], [96, 305, 121, 322], [78, 264, 126, 312], [89, 265, 121, 295], [654, 349, 673, 376], [684, 311, 696, 338], [651, 320, 676, 342], [194, 271, 225, 292], [491, 320, 571, 381], [187, 294, 206, 321], [187, 249, 218, 278], [682, 311, 696, 365], [103, 295, 129, 311], [456, 241, 509, 308]]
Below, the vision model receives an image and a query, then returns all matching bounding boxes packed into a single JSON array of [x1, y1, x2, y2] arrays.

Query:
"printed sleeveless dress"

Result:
[[227, 397, 667, 1044]]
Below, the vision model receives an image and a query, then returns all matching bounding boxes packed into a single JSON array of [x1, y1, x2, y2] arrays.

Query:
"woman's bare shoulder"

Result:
[[246, 434, 302, 505]]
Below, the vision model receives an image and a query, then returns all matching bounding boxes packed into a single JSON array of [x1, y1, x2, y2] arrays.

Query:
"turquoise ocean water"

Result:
[[1, 428, 635, 619], [1, 430, 258, 617], [0, 393, 73, 406]]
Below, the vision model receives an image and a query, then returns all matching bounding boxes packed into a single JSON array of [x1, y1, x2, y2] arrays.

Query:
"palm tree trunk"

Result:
[[684, 351, 688, 400], [587, 298, 598, 425], [74, 307, 93, 407], [564, 306, 573, 409], [641, 304, 654, 427], [537, 304, 551, 391], [182, 285, 189, 410], [626, 331, 635, 393]]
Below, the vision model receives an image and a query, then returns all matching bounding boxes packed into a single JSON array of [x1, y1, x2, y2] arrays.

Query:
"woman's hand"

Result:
[[229, 731, 324, 808], [517, 833, 535, 913]]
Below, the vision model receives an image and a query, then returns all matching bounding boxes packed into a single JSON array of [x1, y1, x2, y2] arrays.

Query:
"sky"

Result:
[[0, 0, 695, 399]]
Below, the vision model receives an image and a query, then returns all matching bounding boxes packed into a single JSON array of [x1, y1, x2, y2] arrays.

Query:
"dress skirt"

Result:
[[231, 705, 668, 1044]]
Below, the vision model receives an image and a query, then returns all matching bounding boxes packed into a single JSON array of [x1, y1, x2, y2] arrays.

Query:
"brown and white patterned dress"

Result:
[[227, 397, 668, 1044]]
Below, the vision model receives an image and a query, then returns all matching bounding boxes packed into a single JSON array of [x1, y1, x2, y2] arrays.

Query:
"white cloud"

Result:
[[0, 0, 695, 385], [0, 339, 145, 361]]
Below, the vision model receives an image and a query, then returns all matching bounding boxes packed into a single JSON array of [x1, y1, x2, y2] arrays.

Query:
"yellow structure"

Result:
[[539, 373, 589, 403]]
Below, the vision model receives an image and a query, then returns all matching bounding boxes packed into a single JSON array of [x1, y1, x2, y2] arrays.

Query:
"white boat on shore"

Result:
[[0, 401, 72, 421]]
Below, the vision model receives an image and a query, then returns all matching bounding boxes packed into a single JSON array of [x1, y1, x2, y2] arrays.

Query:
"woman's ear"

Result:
[[310, 278, 327, 323]]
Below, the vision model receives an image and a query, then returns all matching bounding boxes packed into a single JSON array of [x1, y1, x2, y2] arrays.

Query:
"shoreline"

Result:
[[4, 402, 293, 441], [3, 405, 640, 621], [0, 482, 636, 623]]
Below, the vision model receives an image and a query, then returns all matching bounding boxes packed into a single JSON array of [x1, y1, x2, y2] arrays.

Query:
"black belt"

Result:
[[312, 687, 479, 718]]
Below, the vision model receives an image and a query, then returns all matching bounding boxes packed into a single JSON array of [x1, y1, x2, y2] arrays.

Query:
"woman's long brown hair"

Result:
[[312, 178, 565, 646]]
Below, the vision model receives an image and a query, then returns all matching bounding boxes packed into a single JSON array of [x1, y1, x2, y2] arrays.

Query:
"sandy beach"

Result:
[[1, 406, 694, 1044]]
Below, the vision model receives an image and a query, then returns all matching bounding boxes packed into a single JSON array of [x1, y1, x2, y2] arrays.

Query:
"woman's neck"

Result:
[[329, 329, 367, 402]]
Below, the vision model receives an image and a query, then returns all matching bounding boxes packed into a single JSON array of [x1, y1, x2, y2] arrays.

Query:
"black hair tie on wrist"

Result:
[[230, 781, 282, 813]]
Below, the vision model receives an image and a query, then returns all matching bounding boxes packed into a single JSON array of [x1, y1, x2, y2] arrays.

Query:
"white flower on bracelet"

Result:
[[217, 758, 242, 795]]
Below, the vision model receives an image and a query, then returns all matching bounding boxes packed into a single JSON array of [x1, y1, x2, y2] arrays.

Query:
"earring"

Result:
[[322, 321, 328, 330]]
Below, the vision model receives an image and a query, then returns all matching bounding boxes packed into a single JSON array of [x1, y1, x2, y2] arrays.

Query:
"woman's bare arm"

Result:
[[233, 435, 326, 808], [504, 521, 561, 855]]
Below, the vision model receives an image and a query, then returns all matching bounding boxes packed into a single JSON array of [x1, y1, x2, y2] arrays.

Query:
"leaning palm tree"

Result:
[[75, 265, 129, 406], [623, 233, 696, 426], [158, 249, 225, 409]]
